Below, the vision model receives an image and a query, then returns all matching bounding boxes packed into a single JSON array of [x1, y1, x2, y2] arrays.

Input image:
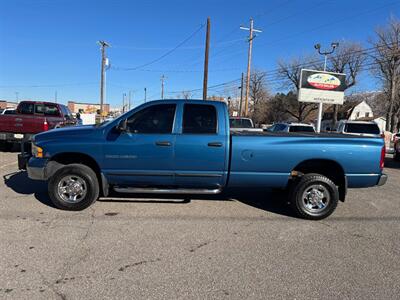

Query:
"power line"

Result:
[[0, 82, 98, 88], [165, 45, 398, 96], [112, 38, 244, 51], [194, 1, 400, 68], [112, 24, 205, 71]]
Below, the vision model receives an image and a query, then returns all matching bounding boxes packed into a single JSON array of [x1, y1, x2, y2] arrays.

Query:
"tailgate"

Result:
[[0, 115, 21, 133], [0, 115, 45, 134]]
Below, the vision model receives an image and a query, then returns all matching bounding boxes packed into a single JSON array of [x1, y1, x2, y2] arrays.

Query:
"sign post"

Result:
[[298, 69, 346, 132]]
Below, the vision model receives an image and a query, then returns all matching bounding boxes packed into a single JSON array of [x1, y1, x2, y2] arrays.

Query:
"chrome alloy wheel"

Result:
[[301, 184, 330, 214], [57, 175, 87, 203]]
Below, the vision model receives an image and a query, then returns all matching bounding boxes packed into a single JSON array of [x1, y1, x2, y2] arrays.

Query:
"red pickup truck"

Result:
[[0, 101, 76, 149]]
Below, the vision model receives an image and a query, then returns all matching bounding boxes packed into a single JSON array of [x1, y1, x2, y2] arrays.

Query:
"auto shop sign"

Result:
[[298, 69, 346, 105]]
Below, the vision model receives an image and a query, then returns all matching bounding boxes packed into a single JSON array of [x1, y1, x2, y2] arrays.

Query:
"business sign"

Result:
[[298, 69, 346, 105]]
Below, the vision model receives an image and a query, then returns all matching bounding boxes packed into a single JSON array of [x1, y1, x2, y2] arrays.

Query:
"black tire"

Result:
[[288, 173, 339, 220], [0, 141, 13, 151], [394, 150, 400, 161], [48, 164, 99, 211]]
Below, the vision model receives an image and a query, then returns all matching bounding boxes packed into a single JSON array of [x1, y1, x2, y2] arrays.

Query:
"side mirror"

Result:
[[116, 119, 127, 132]]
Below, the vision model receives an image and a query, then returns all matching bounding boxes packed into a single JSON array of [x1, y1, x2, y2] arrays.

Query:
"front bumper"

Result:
[[377, 174, 387, 186], [27, 165, 47, 180], [0, 132, 33, 143], [25, 157, 48, 181]]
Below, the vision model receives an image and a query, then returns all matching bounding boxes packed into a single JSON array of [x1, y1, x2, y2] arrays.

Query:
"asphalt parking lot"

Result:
[[0, 149, 399, 300]]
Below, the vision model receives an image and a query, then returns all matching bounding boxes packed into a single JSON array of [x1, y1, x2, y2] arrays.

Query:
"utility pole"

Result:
[[98, 40, 110, 117], [239, 72, 244, 116], [54, 91, 57, 103], [15, 92, 19, 103], [160, 75, 166, 99], [314, 42, 339, 133], [203, 17, 211, 100], [128, 90, 132, 110], [144, 87, 147, 102], [240, 18, 262, 117]]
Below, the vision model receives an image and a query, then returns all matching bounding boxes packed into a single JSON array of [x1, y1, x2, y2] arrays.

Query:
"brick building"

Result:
[[0, 100, 18, 109], [67, 101, 110, 114]]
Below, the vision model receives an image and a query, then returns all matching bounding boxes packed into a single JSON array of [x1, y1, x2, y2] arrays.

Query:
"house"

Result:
[[321, 100, 375, 131]]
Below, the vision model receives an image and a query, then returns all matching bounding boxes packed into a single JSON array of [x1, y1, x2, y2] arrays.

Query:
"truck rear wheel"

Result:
[[48, 164, 99, 211], [289, 173, 339, 220]]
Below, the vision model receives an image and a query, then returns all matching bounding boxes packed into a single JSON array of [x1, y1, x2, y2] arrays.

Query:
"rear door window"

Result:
[[34, 104, 60, 116], [44, 104, 60, 116], [183, 104, 217, 134]]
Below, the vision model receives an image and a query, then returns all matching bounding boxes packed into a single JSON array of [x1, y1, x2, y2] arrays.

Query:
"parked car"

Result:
[[0, 108, 16, 115], [336, 120, 382, 137], [0, 101, 76, 149], [21, 100, 386, 220], [267, 122, 316, 133], [229, 117, 263, 132], [394, 137, 400, 161]]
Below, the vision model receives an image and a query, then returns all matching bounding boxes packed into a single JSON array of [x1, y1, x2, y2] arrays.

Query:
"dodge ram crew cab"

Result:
[[21, 100, 387, 220]]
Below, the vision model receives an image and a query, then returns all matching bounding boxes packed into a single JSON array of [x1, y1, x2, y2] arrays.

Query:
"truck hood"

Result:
[[34, 125, 99, 143]]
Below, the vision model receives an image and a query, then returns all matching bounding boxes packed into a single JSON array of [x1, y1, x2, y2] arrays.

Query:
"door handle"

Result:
[[208, 142, 223, 147], [155, 141, 172, 147]]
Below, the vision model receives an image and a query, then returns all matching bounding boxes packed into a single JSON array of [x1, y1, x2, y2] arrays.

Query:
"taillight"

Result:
[[380, 146, 385, 169], [43, 118, 49, 131]]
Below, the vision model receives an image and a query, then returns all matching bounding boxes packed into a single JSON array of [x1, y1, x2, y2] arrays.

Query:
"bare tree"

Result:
[[328, 41, 366, 127], [370, 17, 400, 132], [249, 71, 269, 124], [180, 90, 193, 100], [266, 93, 290, 123], [276, 56, 321, 122]]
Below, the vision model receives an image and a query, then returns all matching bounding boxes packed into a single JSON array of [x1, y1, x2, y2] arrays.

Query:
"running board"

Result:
[[113, 187, 222, 195]]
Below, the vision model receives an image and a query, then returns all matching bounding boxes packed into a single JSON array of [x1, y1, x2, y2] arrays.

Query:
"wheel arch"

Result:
[[46, 152, 108, 197], [291, 159, 347, 202]]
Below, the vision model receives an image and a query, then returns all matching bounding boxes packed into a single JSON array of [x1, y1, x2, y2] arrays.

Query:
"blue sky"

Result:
[[0, 0, 399, 108]]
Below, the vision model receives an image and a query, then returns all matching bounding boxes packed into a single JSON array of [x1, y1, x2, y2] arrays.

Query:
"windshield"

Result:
[[289, 125, 315, 133], [229, 118, 254, 128], [345, 123, 380, 134]]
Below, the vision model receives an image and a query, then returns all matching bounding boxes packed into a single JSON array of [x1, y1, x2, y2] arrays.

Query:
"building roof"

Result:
[[68, 101, 110, 106], [324, 100, 363, 114]]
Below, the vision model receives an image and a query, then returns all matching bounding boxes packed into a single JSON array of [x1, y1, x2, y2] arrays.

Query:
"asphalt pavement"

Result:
[[0, 150, 399, 299]]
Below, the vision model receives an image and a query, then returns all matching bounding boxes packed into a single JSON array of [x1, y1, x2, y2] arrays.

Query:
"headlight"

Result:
[[32, 144, 44, 158]]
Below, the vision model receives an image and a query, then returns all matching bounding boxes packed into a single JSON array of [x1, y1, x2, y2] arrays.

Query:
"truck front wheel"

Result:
[[48, 164, 99, 211], [289, 173, 339, 220]]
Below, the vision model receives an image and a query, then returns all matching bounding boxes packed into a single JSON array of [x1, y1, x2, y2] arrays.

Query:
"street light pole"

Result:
[[314, 42, 339, 133]]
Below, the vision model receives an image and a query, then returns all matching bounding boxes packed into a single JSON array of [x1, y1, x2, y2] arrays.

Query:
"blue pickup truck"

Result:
[[21, 99, 387, 220]]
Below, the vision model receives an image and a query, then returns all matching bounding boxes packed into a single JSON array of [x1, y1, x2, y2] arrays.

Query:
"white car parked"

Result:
[[336, 120, 382, 138], [267, 122, 316, 133]]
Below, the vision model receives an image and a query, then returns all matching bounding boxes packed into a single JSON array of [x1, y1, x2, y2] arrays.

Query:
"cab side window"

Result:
[[182, 104, 217, 134], [126, 104, 176, 134], [19, 102, 34, 114]]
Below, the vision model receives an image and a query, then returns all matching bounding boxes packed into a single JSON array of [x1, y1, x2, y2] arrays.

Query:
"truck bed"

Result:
[[229, 131, 384, 189]]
